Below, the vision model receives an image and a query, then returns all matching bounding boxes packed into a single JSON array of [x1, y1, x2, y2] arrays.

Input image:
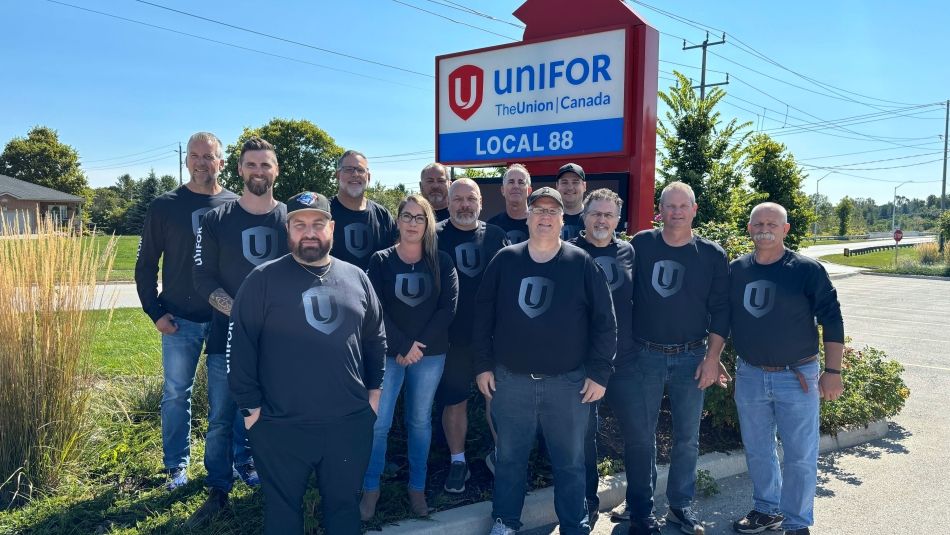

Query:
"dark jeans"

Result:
[[584, 401, 600, 513], [606, 344, 706, 518], [490, 365, 591, 535], [248, 408, 375, 535]]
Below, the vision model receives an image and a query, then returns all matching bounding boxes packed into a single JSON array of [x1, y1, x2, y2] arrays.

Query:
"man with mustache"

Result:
[[228, 191, 386, 534], [330, 149, 397, 270], [568, 188, 634, 527], [435, 178, 508, 493], [420, 162, 451, 222], [190, 137, 288, 526], [730, 202, 844, 535], [487, 164, 532, 245], [556, 163, 587, 241]]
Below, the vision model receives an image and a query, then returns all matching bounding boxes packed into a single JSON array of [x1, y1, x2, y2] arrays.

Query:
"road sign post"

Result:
[[894, 228, 903, 267]]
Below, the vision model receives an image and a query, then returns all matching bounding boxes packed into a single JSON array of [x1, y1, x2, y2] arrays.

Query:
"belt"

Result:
[[750, 355, 818, 393], [635, 337, 707, 355]]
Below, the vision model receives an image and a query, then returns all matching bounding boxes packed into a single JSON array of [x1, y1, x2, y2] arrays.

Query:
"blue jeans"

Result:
[[584, 401, 600, 512], [606, 343, 705, 518], [491, 365, 591, 535], [364, 354, 446, 492], [735, 357, 820, 531]]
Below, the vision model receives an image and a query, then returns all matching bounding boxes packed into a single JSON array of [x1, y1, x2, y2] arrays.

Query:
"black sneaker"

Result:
[[667, 506, 705, 534], [184, 488, 229, 528], [734, 510, 785, 533], [444, 460, 471, 493], [784, 529, 809, 535], [628, 514, 660, 535], [587, 503, 600, 527]]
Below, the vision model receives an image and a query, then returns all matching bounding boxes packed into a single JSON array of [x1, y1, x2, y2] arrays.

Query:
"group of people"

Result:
[[135, 132, 845, 535]]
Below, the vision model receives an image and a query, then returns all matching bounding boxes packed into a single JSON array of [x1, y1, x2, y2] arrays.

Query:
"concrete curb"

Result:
[[379, 420, 889, 534], [861, 271, 950, 281]]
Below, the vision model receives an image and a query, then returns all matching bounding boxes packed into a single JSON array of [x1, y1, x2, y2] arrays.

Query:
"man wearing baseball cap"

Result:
[[556, 163, 587, 241], [473, 187, 617, 535], [228, 191, 386, 534]]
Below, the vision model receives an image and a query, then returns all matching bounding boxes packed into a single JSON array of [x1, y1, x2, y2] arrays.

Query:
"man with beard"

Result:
[[330, 150, 397, 270], [487, 164, 533, 245], [568, 188, 634, 527], [556, 163, 587, 241], [190, 137, 288, 526], [420, 162, 451, 222], [730, 202, 843, 535], [229, 191, 386, 534], [435, 178, 508, 493], [135, 132, 251, 492]]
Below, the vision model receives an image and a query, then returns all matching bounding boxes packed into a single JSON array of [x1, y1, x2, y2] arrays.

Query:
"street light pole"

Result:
[[892, 180, 911, 231], [814, 171, 835, 238]]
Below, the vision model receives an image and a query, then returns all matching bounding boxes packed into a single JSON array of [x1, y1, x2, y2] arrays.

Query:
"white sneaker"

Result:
[[488, 518, 516, 535]]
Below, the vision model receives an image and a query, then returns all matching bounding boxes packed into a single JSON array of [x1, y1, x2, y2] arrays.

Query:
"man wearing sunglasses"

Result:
[[330, 150, 397, 270]]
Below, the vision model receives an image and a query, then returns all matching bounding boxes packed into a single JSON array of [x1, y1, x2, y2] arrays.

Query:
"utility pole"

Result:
[[683, 32, 729, 99], [893, 180, 911, 231], [940, 99, 948, 252], [177, 142, 184, 186]]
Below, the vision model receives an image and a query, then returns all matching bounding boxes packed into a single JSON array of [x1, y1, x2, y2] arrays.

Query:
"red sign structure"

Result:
[[437, 0, 659, 232], [894, 229, 903, 242]]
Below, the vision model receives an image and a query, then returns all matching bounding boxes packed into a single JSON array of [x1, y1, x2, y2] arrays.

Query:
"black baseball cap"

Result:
[[527, 187, 564, 209], [556, 163, 585, 181], [286, 191, 331, 219]]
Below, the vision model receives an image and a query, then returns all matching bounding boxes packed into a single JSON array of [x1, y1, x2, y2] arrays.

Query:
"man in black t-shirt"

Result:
[[229, 191, 386, 534], [435, 178, 508, 494], [556, 163, 587, 241], [135, 131, 244, 492], [329, 150, 397, 270], [730, 203, 844, 535], [487, 163, 532, 245], [473, 187, 616, 535], [420, 162, 451, 222]]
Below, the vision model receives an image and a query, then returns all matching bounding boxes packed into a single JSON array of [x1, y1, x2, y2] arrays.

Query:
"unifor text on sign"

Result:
[[437, 28, 628, 164]]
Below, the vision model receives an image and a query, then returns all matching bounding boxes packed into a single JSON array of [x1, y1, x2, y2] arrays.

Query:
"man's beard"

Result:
[[427, 191, 446, 204], [451, 209, 478, 227], [244, 176, 272, 196], [343, 181, 366, 198], [293, 237, 332, 263], [590, 228, 612, 241]]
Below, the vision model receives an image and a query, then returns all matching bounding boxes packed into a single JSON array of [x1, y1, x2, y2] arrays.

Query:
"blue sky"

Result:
[[2, 0, 948, 205]]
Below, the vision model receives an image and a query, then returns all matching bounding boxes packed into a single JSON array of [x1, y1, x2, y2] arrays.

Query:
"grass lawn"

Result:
[[807, 237, 873, 246], [87, 308, 162, 375], [822, 246, 918, 268], [91, 235, 143, 282]]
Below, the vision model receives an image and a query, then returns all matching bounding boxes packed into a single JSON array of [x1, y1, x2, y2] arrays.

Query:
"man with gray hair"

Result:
[[487, 163, 533, 245], [330, 149, 397, 270], [420, 162, 451, 222], [730, 202, 843, 535]]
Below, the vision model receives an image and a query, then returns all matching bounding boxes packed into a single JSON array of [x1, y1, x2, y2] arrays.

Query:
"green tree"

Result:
[[115, 173, 138, 202], [222, 118, 343, 201], [746, 133, 813, 249], [0, 126, 89, 197], [123, 172, 161, 235], [938, 210, 950, 247], [159, 174, 178, 193], [88, 187, 127, 233], [836, 197, 855, 237], [366, 182, 408, 216], [657, 72, 751, 225]]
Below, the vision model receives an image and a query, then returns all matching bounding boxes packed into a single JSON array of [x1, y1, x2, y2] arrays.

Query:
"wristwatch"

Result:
[[239, 408, 254, 417], [823, 367, 841, 375]]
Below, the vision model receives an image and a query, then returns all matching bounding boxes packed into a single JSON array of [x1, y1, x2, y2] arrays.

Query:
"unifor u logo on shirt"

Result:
[[595, 256, 623, 291], [191, 208, 212, 236], [302, 286, 344, 334], [506, 229, 527, 244], [518, 276, 554, 319], [455, 242, 483, 278], [242, 226, 279, 265], [344, 222, 372, 258], [743, 280, 777, 318], [395, 272, 432, 307], [651, 259, 685, 298]]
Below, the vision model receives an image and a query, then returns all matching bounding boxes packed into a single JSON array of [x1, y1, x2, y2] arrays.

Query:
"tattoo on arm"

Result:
[[209, 288, 234, 315]]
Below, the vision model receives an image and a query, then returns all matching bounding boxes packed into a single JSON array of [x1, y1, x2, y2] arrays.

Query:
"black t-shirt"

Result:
[[434, 207, 450, 223], [135, 185, 238, 323], [487, 211, 529, 245], [227, 255, 387, 424], [472, 241, 616, 386], [630, 229, 729, 344], [729, 250, 844, 366], [570, 233, 636, 367], [366, 246, 458, 357], [329, 196, 397, 270], [560, 212, 584, 241], [192, 200, 288, 354], [436, 219, 509, 345]]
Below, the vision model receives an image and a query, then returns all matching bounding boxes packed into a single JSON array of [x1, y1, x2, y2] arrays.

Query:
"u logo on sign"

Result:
[[449, 65, 484, 121]]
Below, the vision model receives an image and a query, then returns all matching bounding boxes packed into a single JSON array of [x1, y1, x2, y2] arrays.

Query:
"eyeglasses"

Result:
[[340, 165, 368, 176], [398, 212, 427, 224], [528, 207, 562, 217], [586, 211, 618, 220]]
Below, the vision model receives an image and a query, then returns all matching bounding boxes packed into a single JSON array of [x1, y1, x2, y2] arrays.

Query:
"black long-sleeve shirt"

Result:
[[631, 229, 730, 344], [570, 233, 636, 367], [472, 242, 616, 386], [436, 219, 509, 345], [135, 185, 238, 323], [729, 249, 844, 367], [329, 196, 397, 270], [366, 246, 459, 358], [560, 212, 583, 241], [487, 211, 529, 245], [192, 200, 288, 354], [227, 255, 387, 424]]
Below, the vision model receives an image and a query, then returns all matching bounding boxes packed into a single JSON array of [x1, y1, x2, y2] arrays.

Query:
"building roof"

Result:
[[0, 174, 84, 203]]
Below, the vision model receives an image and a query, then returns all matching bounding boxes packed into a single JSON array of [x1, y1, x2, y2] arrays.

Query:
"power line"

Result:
[[83, 154, 176, 171], [390, 0, 519, 41], [802, 158, 944, 172], [433, 0, 525, 29], [798, 142, 945, 161], [368, 150, 434, 159], [80, 142, 177, 163]]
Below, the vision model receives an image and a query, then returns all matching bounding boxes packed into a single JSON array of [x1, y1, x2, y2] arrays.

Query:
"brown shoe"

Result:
[[408, 489, 431, 517], [359, 489, 380, 521]]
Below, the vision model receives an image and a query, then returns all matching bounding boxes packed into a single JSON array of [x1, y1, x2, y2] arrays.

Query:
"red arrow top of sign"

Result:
[[514, 0, 651, 40]]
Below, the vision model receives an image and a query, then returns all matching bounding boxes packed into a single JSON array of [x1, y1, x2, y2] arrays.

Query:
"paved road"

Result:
[[525, 273, 950, 535], [92, 282, 145, 310], [799, 236, 933, 259]]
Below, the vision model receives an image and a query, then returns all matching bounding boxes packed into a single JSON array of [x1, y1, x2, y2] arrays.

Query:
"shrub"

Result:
[[915, 242, 942, 265], [820, 345, 910, 434]]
